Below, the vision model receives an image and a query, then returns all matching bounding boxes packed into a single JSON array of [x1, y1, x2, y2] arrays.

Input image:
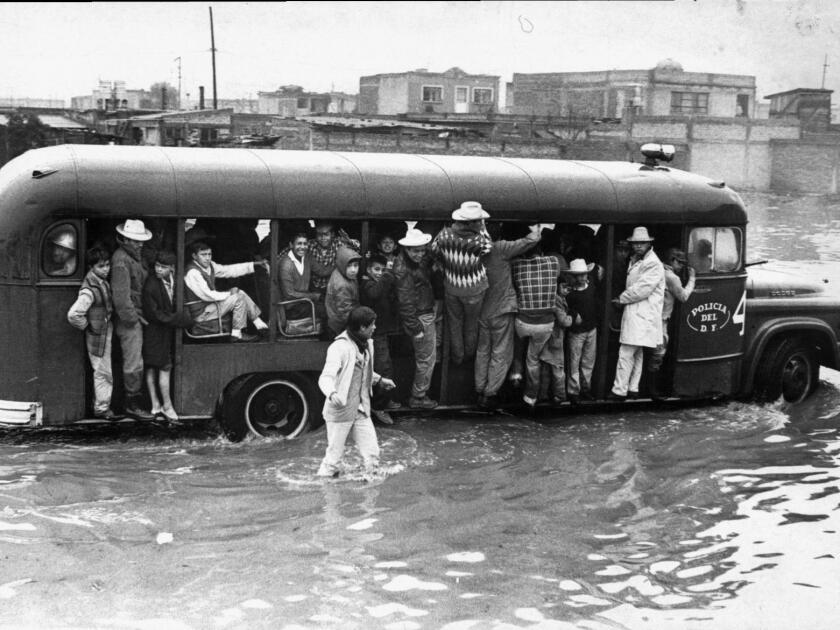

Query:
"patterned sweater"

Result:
[[430, 223, 492, 297]]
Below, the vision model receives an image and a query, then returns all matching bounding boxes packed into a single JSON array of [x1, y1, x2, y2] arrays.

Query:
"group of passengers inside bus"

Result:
[[61, 204, 720, 422]]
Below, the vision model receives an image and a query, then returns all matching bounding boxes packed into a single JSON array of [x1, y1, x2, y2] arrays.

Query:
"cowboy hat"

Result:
[[51, 231, 76, 251], [626, 226, 654, 243], [563, 258, 595, 275], [398, 228, 432, 247], [452, 201, 490, 222], [116, 219, 152, 242]]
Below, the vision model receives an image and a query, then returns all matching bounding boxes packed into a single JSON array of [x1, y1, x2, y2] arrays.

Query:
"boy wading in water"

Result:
[[317, 306, 396, 477]]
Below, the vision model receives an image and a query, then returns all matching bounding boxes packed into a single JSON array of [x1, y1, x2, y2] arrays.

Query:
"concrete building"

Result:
[[123, 109, 233, 146], [358, 67, 499, 116], [765, 88, 833, 132], [71, 80, 148, 111], [509, 59, 756, 120], [0, 97, 66, 109], [257, 86, 354, 116]]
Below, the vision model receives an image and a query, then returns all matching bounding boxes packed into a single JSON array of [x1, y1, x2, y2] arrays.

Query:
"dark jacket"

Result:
[[142, 275, 192, 368], [361, 270, 399, 337], [393, 250, 436, 336], [111, 244, 147, 325], [325, 246, 361, 334]]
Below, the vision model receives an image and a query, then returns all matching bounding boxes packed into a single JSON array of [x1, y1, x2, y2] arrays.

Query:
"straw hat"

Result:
[[116, 219, 152, 242], [452, 201, 490, 221], [626, 226, 654, 243], [398, 228, 432, 247], [563, 258, 595, 275], [51, 231, 76, 251]]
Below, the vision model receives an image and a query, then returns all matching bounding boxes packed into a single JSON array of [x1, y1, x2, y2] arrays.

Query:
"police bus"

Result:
[[1, 144, 837, 439]]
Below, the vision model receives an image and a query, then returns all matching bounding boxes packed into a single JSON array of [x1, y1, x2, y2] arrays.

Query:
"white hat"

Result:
[[398, 228, 432, 247], [452, 201, 490, 221], [116, 219, 152, 242], [564, 258, 595, 275], [626, 226, 654, 243], [51, 231, 76, 250]]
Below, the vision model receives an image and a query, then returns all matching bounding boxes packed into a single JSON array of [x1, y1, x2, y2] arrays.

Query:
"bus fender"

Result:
[[742, 318, 840, 395]]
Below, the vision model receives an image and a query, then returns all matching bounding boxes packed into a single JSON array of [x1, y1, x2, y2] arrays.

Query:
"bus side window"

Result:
[[42, 223, 78, 277], [687, 227, 742, 273]]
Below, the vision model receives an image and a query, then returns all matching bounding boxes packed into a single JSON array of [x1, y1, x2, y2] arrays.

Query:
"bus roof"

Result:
[[0, 144, 747, 226]]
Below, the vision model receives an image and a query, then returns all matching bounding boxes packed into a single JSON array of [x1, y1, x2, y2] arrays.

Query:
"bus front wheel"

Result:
[[755, 337, 819, 404], [221, 373, 321, 441]]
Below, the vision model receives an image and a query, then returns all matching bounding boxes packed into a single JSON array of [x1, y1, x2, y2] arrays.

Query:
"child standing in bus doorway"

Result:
[[564, 259, 600, 405], [67, 245, 121, 420], [142, 251, 193, 422], [325, 245, 362, 338], [317, 306, 396, 478], [111, 219, 153, 420], [431, 201, 493, 365]]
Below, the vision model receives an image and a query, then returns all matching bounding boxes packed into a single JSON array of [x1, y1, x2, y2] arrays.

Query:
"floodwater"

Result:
[[2, 192, 840, 630]]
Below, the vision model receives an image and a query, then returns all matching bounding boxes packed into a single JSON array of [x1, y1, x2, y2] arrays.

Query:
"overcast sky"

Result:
[[1, 1, 838, 105]]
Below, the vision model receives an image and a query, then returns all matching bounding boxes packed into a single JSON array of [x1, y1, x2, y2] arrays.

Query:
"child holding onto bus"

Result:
[[537, 281, 574, 406], [325, 245, 362, 338], [361, 253, 401, 424], [564, 258, 601, 404], [67, 244, 119, 420], [142, 250, 193, 422], [317, 306, 396, 478]]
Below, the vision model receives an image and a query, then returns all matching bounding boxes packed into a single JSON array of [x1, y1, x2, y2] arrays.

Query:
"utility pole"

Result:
[[209, 6, 218, 109], [174, 56, 182, 109], [822, 54, 829, 89]]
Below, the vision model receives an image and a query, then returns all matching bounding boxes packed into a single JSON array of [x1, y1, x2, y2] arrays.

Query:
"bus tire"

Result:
[[221, 373, 321, 441], [755, 337, 819, 404]]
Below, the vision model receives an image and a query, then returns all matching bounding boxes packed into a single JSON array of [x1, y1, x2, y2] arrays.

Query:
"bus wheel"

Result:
[[756, 338, 818, 404], [222, 373, 320, 441]]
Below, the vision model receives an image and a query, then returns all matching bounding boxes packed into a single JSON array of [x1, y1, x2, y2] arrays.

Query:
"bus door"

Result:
[[671, 227, 747, 398], [37, 220, 88, 423]]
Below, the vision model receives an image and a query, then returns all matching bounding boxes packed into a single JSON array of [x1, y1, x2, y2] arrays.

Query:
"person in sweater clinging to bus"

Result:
[[430, 201, 493, 366], [317, 306, 396, 478], [67, 244, 121, 421], [184, 240, 269, 342], [325, 245, 362, 338]]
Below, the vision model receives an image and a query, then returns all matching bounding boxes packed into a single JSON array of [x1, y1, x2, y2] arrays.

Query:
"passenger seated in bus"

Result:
[[316, 306, 396, 478], [325, 245, 362, 338], [142, 250, 193, 422], [394, 225, 438, 410], [537, 282, 573, 406], [510, 244, 567, 410], [112, 220, 153, 420], [647, 248, 696, 399], [66, 244, 119, 420], [430, 201, 493, 366], [367, 232, 399, 270], [361, 253, 401, 424], [309, 221, 361, 297], [474, 222, 541, 410], [564, 259, 600, 404], [278, 232, 327, 325], [45, 229, 78, 276], [691, 238, 714, 273], [184, 240, 269, 342], [609, 227, 665, 401]]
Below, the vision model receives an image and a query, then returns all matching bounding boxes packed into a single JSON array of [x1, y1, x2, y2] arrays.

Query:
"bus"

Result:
[[1, 144, 838, 439]]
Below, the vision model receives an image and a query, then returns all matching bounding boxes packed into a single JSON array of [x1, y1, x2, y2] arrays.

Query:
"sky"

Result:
[[1, 1, 839, 106]]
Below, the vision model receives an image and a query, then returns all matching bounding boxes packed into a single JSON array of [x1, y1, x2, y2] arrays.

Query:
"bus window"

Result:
[[688, 227, 742, 273], [41, 223, 78, 277]]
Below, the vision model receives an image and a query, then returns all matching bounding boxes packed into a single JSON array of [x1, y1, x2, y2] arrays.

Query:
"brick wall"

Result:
[[770, 140, 840, 193]]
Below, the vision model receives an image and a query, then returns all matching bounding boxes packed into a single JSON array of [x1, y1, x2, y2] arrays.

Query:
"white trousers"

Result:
[[317, 413, 380, 476], [612, 343, 645, 396]]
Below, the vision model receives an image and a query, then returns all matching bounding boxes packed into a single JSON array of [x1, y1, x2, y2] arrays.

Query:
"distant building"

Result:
[[358, 67, 500, 116], [123, 109, 233, 146], [0, 97, 66, 109], [509, 59, 756, 120], [765, 88, 833, 132], [71, 80, 148, 111], [257, 85, 354, 116]]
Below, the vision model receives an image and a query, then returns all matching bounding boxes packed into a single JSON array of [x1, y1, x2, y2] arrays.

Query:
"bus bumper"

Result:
[[0, 400, 43, 427]]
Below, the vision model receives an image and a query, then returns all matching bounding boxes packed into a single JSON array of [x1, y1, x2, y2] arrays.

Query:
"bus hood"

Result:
[[746, 265, 830, 298]]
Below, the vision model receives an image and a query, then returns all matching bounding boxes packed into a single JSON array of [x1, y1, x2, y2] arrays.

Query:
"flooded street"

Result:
[[3, 192, 840, 630]]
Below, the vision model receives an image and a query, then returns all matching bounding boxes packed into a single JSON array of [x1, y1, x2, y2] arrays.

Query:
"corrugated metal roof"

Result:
[[37, 115, 87, 129]]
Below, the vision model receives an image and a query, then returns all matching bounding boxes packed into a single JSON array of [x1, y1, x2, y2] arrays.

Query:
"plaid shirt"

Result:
[[308, 235, 361, 290], [511, 255, 563, 314]]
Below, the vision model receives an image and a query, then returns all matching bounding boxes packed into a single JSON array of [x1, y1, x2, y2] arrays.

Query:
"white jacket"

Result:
[[618, 248, 665, 348], [318, 331, 382, 423]]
